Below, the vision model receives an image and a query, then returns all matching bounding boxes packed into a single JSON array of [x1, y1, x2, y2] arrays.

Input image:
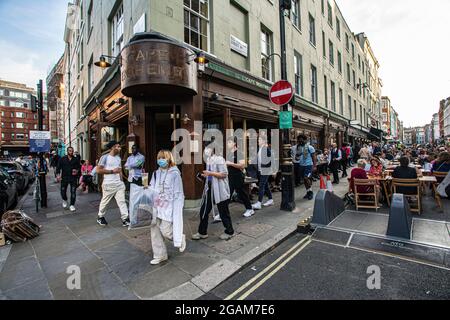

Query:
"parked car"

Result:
[[0, 161, 29, 195], [21, 162, 36, 185], [0, 168, 18, 216]]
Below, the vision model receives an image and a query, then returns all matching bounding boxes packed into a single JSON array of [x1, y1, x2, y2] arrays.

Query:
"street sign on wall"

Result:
[[29, 131, 51, 153], [269, 80, 294, 106]]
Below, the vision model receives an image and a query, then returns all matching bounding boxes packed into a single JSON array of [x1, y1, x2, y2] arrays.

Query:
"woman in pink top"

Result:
[[80, 160, 93, 193], [368, 158, 383, 178]]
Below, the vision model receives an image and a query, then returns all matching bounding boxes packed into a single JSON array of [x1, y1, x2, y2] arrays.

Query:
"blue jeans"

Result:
[[258, 175, 273, 203]]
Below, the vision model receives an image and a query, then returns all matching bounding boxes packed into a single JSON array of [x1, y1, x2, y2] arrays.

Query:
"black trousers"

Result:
[[294, 163, 301, 186], [341, 159, 348, 177], [229, 175, 252, 210], [330, 160, 340, 183], [317, 163, 328, 175], [199, 183, 234, 236], [61, 179, 77, 206], [131, 177, 143, 187]]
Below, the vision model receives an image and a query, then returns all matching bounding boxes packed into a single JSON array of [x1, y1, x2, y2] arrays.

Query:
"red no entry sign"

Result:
[[269, 80, 294, 106]]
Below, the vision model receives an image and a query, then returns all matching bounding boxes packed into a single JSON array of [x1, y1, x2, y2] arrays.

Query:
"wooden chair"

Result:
[[432, 172, 447, 209], [354, 179, 380, 211], [391, 178, 422, 214]]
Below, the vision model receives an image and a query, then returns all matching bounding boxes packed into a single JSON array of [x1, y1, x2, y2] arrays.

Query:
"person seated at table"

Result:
[[368, 157, 383, 178], [432, 152, 450, 173], [378, 152, 389, 169], [348, 159, 372, 193], [392, 157, 418, 195]]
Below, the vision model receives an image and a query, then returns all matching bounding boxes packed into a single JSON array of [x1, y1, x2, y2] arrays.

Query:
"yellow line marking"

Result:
[[225, 236, 311, 300], [237, 239, 312, 300]]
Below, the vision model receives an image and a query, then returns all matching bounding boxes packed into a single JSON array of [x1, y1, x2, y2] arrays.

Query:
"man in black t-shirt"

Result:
[[226, 137, 254, 218]]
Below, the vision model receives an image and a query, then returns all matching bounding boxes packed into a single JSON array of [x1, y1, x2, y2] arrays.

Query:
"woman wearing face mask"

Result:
[[149, 150, 186, 265], [192, 147, 235, 241]]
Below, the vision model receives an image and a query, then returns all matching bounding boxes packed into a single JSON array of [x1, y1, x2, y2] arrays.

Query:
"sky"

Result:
[[337, 0, 450, 127], [0, 0, 449, 127], [0, 0, 67, 91]]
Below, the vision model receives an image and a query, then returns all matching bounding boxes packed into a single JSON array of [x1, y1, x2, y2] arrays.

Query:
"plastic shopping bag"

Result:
[[129, 184, 155, 230]]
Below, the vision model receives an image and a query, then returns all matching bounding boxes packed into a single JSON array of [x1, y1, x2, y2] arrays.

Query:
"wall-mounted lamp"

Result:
[[187, 52, 210, 66], [94, 55, 121, 69]]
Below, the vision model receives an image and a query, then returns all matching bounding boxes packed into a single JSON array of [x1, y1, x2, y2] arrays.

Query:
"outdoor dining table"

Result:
[[418, 176, 442, 209]]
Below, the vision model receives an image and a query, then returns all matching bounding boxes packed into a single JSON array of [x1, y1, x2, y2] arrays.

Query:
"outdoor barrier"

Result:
[[311, 190, 346, 226], [386, 194, 413, 240]]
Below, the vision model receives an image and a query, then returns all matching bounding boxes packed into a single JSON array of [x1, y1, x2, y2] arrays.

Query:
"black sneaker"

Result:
[[303, 193, 309, 199], [97, 217, 108, 226], [122, 217, 130, 227]]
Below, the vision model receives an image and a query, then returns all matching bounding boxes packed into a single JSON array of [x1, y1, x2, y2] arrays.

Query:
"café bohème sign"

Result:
[[121, 40, 198, 97]]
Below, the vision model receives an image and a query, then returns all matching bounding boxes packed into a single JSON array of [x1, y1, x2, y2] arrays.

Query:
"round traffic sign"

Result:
[[269, 80, 294, 106]]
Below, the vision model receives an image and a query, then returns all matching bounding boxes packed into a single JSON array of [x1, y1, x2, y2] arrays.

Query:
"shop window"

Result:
[[184, 0, 209, 51]]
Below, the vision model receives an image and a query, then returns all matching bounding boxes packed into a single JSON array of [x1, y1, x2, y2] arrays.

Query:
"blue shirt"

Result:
[[292, 144, 315, 166], [125, 152, 145, 182]]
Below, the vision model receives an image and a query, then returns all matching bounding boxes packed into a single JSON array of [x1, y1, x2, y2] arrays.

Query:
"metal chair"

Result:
[[392, 178, 421, 214], [354, 179, 380, 211]]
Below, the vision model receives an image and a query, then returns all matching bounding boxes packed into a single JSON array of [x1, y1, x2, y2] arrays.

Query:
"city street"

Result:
[[0, 173, 351, 300], [1, 0, 450, 306]]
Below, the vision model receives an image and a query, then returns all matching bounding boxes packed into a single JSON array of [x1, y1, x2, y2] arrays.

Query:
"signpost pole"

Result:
[[37, 80, 47, 208], [279, 1, 295, 212]]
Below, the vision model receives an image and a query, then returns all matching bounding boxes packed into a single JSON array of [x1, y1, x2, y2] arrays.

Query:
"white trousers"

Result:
[[98, 182, 129, 220], [151, 219, 173, 259]]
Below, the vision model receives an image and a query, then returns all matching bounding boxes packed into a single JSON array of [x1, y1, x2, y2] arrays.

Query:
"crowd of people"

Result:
[[50, 137, 450, 266]]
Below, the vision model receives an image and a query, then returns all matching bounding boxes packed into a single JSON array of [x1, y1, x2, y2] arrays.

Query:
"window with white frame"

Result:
[[329, 40, 334, 66], [184, 0, 209, 51], [310, 64, 318, 103], [336, 17, 341, 39], [111, 3, 124, 57], [16, 133, 25, 140], [10, 101, 24, 108], [309, 14, 316, 45], [339, 88, 343, 115], [337, 51, 342, 73], [16, 123, 24, 129], [87, 0, 93, 36], [16, 112, 25, 118], [0, 89, 4, 96], [9, 91, 28, 99], [261, 27, 273, 81], [327, 1, 333, 27], [0, 100, 5, 106], [291, 0, 301, 29], [88, 56, 94, 94], [330, 81, 336, 112], [294, 52, 303, 96]]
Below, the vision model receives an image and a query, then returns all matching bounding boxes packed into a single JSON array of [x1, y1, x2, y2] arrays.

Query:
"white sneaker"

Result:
[[179, 235, 186, 253], [263, 199, 274, 207], [150, 256, 168, 265], [243, 209, 255, 218], [69, 205, 76, 212], [62, 201, 68, 209], [252, 202, 262, 210]]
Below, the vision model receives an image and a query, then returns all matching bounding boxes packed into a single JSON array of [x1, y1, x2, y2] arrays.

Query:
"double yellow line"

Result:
[[225, 236, 312, 300]]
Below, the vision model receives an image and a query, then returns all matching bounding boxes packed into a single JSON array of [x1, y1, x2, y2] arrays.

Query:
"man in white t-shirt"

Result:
[[96, 141, 130, 227]]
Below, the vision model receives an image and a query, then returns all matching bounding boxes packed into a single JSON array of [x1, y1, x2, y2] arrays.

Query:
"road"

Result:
[[203, 234, 450, 300]]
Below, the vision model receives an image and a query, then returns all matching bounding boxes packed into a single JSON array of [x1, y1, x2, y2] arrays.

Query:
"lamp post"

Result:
[[279, 0, 295, 212], [37, 79, 48, 208]]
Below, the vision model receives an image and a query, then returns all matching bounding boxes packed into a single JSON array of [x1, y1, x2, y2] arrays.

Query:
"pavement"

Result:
[[0, 172, 350, 300]]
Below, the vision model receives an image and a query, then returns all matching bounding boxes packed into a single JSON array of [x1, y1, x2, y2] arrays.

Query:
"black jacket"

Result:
[[56, 155, 81, 181], [392, 166, 418, 195]]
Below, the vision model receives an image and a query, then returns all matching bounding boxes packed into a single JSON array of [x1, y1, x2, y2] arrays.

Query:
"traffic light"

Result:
[[30, 95, 38, 112]]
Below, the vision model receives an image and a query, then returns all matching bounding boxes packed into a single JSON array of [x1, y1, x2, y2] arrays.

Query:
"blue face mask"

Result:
[[157, 159, 168, 168]]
